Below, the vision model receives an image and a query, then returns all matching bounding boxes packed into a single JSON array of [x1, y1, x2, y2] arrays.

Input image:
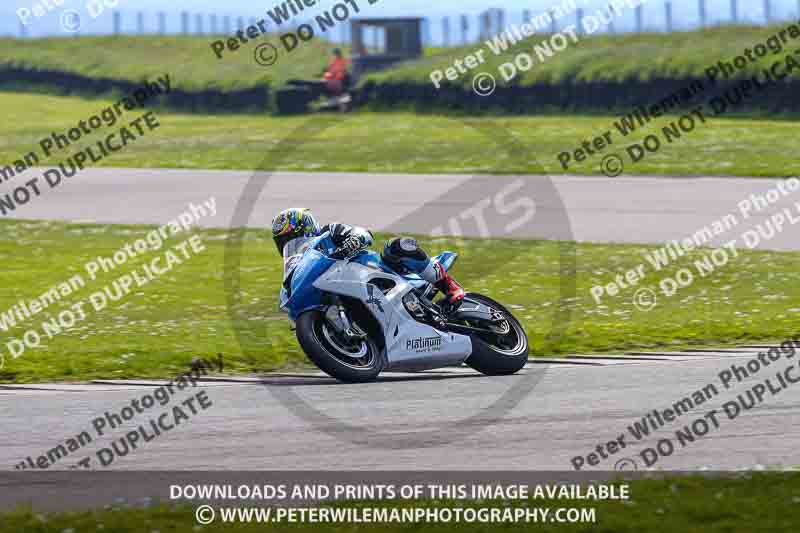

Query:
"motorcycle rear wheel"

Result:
[[459, 293, 529, 376], [296, 310, 383, 383]]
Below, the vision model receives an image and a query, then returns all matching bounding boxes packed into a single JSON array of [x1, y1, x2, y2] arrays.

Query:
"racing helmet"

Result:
[[271, 208, 320, 256]]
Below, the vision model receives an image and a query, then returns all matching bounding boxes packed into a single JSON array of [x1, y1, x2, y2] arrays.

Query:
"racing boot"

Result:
[[425, 261, 465, 309]]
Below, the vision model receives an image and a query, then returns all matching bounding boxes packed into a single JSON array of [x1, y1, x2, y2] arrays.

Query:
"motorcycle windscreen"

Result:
[[282, 235, 315, 278], [284, 246, 336, 321]]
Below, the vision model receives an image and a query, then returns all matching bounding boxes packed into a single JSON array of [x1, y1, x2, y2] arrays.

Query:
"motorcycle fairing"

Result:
[[281, 234, 338, 321], [312, 259, 472, 372], [281, 233, 458, 321]]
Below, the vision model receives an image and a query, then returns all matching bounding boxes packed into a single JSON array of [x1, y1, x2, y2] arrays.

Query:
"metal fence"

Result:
[[12, 1, 800, 44]]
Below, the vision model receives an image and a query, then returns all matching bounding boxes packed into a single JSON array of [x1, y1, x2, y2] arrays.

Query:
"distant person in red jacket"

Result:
[[323, 48, 351, 96]]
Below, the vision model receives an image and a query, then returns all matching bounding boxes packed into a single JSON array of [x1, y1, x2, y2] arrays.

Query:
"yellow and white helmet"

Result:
[[270, 208, 320, 255]]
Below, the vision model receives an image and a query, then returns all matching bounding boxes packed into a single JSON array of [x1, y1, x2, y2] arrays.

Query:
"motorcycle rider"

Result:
[[271, 207, 465, 306], [323, 48, 351, 96]]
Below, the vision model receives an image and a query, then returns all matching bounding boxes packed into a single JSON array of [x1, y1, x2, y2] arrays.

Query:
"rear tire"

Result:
[[296, 310, 383, 383], [461, 293, 529, 376]]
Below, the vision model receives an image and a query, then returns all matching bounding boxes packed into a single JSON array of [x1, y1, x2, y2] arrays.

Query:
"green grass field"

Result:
[[0, 35, 335, 91], [4, 25, 799, 93], [367, 24, 800, 87], [2, 474, 799, 532], [2, 92, 799, 176], [2, 219, 800, 383]]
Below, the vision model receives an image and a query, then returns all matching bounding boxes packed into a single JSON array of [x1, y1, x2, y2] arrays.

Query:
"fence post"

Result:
[[158, 12, 166, 35], [636, 5, 643, 32], [427, 19, 432, 47], [223, 16, 231, 34], [137, 12, 144, 34], [607, 3, 615, 33], [195, 14, 203, 34], [523, 9, 531, 24], [497, 9, 505, 34], [665, 2, 672, 32], [698, 0, 706, 28], [181, 12, 189, 34], [576, 8, 583, 33], [237, 17, 244, 31], [461, 14, 469, 44], [19, 20, 27, 38], [764, 0, 771, 23], [550, 9, 557, 33], [442, 17, 450, 47], [730, 0, 738, 23]]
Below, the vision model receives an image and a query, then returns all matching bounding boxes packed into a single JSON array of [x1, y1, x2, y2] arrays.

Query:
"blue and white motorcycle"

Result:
[[280, 232, 529, 383]]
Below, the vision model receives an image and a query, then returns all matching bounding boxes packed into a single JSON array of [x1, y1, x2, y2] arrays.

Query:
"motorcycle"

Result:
[[280, 232, 529, 383], [278, 77, 353, 115]]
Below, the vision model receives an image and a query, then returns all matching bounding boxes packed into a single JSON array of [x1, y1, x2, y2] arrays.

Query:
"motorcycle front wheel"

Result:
[[296, 310, 383, 383]]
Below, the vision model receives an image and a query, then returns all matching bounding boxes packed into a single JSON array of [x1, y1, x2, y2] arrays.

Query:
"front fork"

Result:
[[324, 298, 366, 341]]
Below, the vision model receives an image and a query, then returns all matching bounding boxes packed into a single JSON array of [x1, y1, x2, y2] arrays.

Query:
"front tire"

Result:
[[296, 310, 383, 383], [461, 293, 529, 376]]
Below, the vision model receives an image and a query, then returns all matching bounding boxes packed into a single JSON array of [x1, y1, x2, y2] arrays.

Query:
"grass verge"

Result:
[[0, 35, 335, 92], [4, 26, 799, 92], [1, 219, 799, 383], [366, 24, 800, 87], [2, 92, 800, 176]]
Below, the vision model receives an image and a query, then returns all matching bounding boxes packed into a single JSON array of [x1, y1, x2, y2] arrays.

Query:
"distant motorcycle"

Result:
[[280, 232, 529, 383], [277, 78, 352, 114]]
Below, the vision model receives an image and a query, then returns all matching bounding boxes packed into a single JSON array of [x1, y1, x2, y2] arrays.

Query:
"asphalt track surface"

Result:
[[2, 347, 799, 473], [2, 170, 799, 502], [3, 168, 800, 250]]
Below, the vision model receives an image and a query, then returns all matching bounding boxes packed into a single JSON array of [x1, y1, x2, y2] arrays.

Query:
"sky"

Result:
[[2, 0, 799, 38]]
